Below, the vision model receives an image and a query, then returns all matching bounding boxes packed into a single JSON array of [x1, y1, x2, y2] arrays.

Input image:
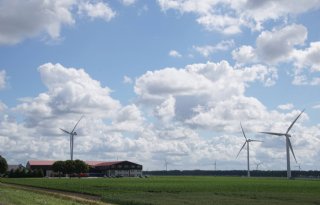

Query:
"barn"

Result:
[[26, 160, 143, 177]]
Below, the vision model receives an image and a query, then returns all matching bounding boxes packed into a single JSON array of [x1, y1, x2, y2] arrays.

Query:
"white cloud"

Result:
[[194, 40, 234, 57], [0, 70, 6, 89], [15, 63, 121, 126], [232, 24, 308, 65], [197, 14, 242, 35], [232, 24, 320, 85], [0, 0, 117, 45], [135, 61, 277, 125], [313, 105, 320, 109], [154, 95, 176, 122], [120, 0, 136, 6], [157, 0, 320, 34], [169, 50, 182, 58], [123, 75, 133, 84], [0, 0, 75, 45], [293, 41, 320, 72], [111, 104, 145, 132], [278, 103, 294, 110], [78, 1, 116, 21], [256, 24, 307, 63], [0, 101, 7, 112], [232, 45, 257, 65]]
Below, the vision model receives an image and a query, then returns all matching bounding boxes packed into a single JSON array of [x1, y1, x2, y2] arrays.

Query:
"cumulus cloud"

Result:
[[256, 24, 307, 63], [111, 104, 145, 132], [169, 50, 182, 58], [154, 95, 176, 122], [0, 0, 117, 45], [232, 24, 320, 85], [278, 103, 294, 110], [0, 0, 75, 45], [232, 45, 257, 65], [78, 1, 116, 21], [135, 61, 278, 127], [157, 0, 320, 34], [194, 40, 234, 57], [233, 24, 307, 65], [15, 63, 121, 127], [293, 41, 320, 72], [0, 70, 6, 89], [120, 0, 136, 6]]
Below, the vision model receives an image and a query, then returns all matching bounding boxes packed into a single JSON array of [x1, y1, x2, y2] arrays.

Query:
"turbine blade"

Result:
[[260, 132, 284, 136], [286, 109, 305, 134], [240, 122, 247, 140], [236, 142, 247, 158], [288, 138, 297, 163], [71, 115, 84, 133], [250, 140, 263, 142], [60, 128, 71, 135]]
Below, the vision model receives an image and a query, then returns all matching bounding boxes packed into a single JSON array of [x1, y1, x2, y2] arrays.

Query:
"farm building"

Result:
[[26, 160, 143, 177]]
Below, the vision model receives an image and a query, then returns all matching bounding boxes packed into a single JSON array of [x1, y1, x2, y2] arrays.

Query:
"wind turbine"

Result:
[[236, 122, 262, 177], [60, 115, 84, 161], [255, 162, 263, 170], [164, 159, 169, 171], [260, 109, 304, 179]]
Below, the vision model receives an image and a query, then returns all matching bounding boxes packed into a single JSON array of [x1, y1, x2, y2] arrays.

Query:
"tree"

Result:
[[0, 155, 8, 176], [52, 161, 65, 178], [74, 159, 89, 177], [64, 160, 76, 177]]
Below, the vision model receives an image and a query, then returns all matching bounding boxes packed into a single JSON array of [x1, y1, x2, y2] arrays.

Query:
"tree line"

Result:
[[144, 170, 320, 178]]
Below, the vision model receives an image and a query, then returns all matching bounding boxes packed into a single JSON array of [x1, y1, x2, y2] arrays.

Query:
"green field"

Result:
[[1, 176, 320, 205]]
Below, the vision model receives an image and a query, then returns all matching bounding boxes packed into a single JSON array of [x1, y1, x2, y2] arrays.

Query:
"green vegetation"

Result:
[[1, 176, 320, 205], [0, 155, 8, 175], [52, 160, 89, 177], [0, 183, 96, 205]]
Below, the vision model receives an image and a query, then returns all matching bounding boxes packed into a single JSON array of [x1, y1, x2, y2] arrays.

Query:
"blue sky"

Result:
[[0, 0, 320, 171]]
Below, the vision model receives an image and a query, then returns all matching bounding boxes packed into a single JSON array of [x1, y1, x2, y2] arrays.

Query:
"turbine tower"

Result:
[[164, 159, 169, 171], [236, 122, 262, 177], [60, 115, 84, 161], [260, 109, 304, 179]]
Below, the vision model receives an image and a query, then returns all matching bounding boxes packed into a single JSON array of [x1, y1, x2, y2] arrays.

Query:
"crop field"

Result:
[[1, 176, 320, 205]]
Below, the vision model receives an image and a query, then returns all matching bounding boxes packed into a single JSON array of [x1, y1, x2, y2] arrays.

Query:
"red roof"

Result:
[[28, 160, 56, 166], [85, 161, 106, 166], [27, 160, 124, 167], [95, 161, 124, 167]]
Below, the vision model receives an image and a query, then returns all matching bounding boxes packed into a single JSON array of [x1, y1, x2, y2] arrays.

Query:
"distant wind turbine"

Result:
[[164, 159, 170, 171], [255, 162, 263, 170], [260, 109, 304, 179], [60, 115, 84, 161], [236, 122, 262, 177]]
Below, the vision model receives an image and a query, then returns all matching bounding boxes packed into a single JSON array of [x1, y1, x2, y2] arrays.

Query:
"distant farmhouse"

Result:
[[26, 160, 143, 177]]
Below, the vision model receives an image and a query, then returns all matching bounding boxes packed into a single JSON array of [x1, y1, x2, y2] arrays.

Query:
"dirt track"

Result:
[[0, 182, 113, 205]]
